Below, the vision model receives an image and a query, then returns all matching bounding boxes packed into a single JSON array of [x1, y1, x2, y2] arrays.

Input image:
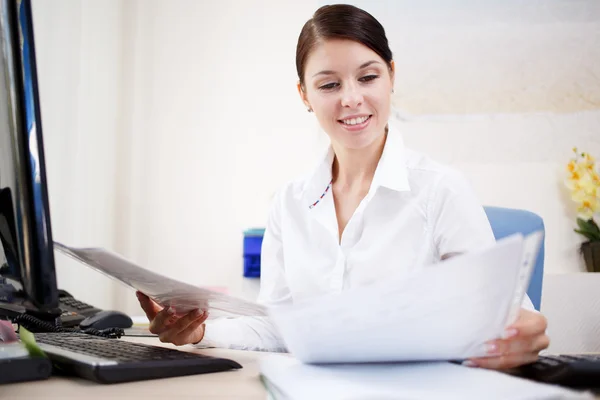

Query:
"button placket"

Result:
[[331, 249, 346, 292]]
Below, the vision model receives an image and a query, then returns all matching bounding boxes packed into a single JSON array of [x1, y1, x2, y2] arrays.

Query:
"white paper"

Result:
[[259, 354, 594, 400], [504, 231, 544, 327], [53, 242, 267, 318], [268, 233, 542, 364]]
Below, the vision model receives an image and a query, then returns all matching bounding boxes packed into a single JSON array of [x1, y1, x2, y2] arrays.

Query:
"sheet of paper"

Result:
[[259, 354, 594, 400], [268, 233, 542, 364], [504, 230, 544, 327], [54, 242, 267, 318]]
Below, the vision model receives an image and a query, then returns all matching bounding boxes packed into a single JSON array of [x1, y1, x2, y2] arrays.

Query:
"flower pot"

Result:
[[581, 241, 600, 273]]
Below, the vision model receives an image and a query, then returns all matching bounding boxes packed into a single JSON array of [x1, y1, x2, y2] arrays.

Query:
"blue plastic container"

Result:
[[243, 228, 265, 278]]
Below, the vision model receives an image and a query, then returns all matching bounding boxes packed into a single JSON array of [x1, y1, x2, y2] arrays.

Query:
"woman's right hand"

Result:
[[136, 291, 209, 346]]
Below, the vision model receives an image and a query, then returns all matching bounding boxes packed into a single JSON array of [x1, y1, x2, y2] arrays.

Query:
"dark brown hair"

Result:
[[296, 4, 393, 87]]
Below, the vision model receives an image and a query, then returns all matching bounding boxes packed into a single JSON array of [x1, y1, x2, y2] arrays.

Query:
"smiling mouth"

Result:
[[338, 115, 372, 126]]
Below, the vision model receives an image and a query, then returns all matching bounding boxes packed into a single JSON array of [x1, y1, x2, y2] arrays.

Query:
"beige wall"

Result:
[[352, 0, 600, 114]]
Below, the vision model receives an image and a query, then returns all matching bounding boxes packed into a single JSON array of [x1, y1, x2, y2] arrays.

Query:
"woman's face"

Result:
[[299, 39, 395, 151]]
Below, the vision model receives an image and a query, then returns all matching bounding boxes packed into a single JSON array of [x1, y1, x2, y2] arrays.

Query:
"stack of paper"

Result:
[[259, 354, 594, 400], [267, 232, 544, 363]]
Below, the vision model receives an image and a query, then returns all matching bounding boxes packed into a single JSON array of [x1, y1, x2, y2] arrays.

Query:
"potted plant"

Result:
[[565, 148, 600, 272]]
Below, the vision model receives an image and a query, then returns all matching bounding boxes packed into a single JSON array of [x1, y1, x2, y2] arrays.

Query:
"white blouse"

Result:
[[201, 122, 534, 352]]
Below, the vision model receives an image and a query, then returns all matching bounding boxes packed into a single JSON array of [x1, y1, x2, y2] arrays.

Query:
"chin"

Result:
[[334, 125, 386, 151]]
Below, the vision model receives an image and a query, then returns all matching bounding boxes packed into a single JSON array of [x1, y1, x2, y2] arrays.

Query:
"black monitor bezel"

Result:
[[0, 0, 58, 311]]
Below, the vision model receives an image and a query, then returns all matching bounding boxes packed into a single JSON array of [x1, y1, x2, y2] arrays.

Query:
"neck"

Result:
[[331, 130, 387, 191]]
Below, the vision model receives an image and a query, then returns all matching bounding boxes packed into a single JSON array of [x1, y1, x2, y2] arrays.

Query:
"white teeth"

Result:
[[342, 116, 369, 125]]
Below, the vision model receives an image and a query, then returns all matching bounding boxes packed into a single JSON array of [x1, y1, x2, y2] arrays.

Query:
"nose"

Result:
[[340, 83, 363, 109]]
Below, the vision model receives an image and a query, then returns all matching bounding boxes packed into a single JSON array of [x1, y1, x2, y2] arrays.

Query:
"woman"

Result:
[[137, 4, 549, 370]]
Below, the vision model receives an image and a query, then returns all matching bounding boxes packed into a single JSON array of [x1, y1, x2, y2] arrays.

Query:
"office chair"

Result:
[[483, 206, 545, 311]]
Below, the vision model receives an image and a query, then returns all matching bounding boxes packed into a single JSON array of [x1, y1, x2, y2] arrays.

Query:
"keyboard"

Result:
[[514, 354, 600, 389], [32, 332, 242, 383]]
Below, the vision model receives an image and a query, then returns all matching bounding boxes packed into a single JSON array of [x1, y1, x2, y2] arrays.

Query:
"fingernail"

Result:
[[193, 309, 202, 318], [502, 328, 518, 339], [462, 360, 477, 368], [167, 307, 175, 315], [485, 343, 499, 355]]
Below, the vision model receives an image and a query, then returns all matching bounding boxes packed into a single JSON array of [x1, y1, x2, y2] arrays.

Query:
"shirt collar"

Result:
[[300, 121, 411, 208], [371, 122, 411, 193]]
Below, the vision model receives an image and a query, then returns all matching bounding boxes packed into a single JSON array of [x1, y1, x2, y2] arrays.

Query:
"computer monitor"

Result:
[[0, 0, 58, 312]]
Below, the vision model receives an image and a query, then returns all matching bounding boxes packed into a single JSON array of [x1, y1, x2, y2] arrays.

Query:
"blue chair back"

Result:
[[483, 206, 545, 310]]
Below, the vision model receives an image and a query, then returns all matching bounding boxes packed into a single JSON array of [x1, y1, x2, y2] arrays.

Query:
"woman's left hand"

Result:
[[466, 308, 550, 370]]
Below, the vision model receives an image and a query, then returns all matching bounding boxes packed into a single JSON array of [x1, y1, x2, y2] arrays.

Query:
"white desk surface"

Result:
[[1, 337, 269, 399], [2, 336, 599, 399]]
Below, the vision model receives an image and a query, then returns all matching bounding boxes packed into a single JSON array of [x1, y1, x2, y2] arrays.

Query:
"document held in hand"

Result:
[[268, 232, 544, 364], [53, 242, 268, 318]]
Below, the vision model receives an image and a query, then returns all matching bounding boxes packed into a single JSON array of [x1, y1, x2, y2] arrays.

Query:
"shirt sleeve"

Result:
[[429, 169, 535, 310], [430, 169, 496, 258], [197, 188, 291, 352]]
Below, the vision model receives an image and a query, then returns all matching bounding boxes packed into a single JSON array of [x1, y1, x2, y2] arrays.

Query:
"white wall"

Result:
[[30, 0, 600, 316], [32, 0, 126, 310], [110, 0, 326, 314]]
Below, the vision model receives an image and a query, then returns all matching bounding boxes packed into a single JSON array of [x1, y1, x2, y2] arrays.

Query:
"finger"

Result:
[[148, 306, 178, 335], [169, 315, 208, 346], [486, 332, 550, 357], [170, 309, 209, 336], [469, 352, 539, 370], [159, 311, 208, 345], [487, 337, 532, 356], [136, 291, 162, 321], [531, 333, 550, 354], [506, 310, 547, 338]]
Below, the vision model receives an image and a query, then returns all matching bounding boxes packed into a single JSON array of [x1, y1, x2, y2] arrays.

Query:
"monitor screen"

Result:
[[0, 0, 58, 311]]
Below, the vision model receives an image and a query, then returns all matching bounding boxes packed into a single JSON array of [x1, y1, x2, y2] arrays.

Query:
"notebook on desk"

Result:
[[259, 354, 595, 400]]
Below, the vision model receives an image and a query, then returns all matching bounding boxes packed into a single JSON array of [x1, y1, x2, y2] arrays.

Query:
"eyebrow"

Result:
[[312, 60, 382, 78]]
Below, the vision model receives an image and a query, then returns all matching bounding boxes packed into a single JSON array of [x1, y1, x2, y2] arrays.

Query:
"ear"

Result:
[[297, 81, 311, 110], [389, 60, 396, 90]]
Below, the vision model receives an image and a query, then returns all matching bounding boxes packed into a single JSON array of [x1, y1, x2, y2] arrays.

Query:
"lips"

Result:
[[338, 115, 372, 131], [339, 115, 370, 126]]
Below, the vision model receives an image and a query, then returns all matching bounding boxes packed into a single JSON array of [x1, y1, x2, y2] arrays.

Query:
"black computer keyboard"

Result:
[[514, 354, 600, 389], [33, 332, 242, 383]]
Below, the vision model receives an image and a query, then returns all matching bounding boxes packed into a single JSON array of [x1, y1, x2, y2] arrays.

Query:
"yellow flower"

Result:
[[565, 148, 600, 221], [585, 152, 595, 164]]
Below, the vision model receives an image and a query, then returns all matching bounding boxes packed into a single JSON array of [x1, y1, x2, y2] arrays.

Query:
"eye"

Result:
[[359, 75, 379, 83], [318, 82, 339, 91]]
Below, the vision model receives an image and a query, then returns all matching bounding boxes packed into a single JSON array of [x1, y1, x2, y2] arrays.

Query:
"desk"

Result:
[[2, 337, 599, 399], [1, 337, 269, 399]]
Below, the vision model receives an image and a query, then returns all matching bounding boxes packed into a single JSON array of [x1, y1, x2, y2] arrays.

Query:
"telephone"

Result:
[[0, 277, 131, 329], [57, 289, 103, 328]]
